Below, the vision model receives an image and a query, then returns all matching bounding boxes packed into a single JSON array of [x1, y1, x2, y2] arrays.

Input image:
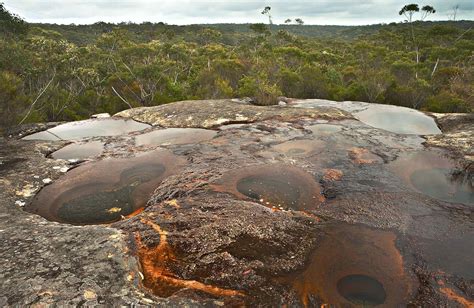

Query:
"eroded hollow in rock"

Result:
[[336, 274, 387, 306], [135, 128, 217, 146], [22, 118, 150, 141], [282, 223, 414, 306], [214, 164, 324, 211], [272, 139, 325, 157], [389, 151, 473, 205], [25, 150, 184, 224], [50, 141, 104, 160]]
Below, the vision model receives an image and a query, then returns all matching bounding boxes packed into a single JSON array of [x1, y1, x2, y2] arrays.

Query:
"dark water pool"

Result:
[[25, 150, 182, 224]]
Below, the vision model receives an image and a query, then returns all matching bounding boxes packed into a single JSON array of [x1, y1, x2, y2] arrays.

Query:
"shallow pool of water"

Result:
[[414, 233, 474, 279], [389, 151, 473, 205], [282, 223, 414, 306], [214, 164, 324, 211], [353, 105, 441, 135], [50, 141, 104, 160], [25, 150, 184, 224], [272, 139, 325, 157], [337, 274, 386, 306], [136, 128, 216, 146], [22, 118, 150, 141]]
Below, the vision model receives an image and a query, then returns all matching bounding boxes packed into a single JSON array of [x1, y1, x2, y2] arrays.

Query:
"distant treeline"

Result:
[[1, 3, 473, 128]]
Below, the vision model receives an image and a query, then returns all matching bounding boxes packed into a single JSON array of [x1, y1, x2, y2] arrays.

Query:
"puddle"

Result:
[[136, 128, 216, 146], [353, 105, 441, 135], [389, 151, 473, 205], [25, 150, 184, 224], [50, 141, 104, 160], [282, 223, 414, 306], [22, 118, 149, 141], [414, 233, 474, 279], [294, 100, 441, 135], [272, 139, 325, 157], [213, 164, 324, 211], [307, 124, 342, 136]]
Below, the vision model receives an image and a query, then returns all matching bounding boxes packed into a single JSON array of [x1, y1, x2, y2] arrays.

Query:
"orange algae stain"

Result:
[[282, 224, 415, 307], [301, 211, 322, 222], [125, 207, 145, 219], [163, 199, 180, 208], [440, 287, 474, 308], [135, 219, 244, 298], [348, 147, 382, 165], [323, 169, 343, 181]]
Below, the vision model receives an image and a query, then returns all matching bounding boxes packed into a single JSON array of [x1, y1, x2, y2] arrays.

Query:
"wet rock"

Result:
[[1, 99, 473, 307]]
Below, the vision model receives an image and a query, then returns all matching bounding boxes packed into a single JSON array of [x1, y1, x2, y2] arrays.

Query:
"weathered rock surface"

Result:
[[1, 99, 472, 307], [115, 99, 351, 128], [427, 113, 474, 164]]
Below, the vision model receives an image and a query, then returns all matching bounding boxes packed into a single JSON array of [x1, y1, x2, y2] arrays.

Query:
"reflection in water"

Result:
[[136, 128, 216, 146], [282, 224, 414, 307], [410, 168, 472, 205], [51, 141, 104, 160], [25, 150, 184, 224], [389, 151, 473, 205], [214, 164, 324, 211], [353, 104, 441, 135], [22, 118, 149, 141]]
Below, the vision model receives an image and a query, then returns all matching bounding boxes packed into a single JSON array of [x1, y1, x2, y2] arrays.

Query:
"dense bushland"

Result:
[[0, 4, 472, 128]]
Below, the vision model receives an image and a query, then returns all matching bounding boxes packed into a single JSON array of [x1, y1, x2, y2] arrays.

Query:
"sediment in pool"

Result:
[[280, 223, 415, 306], [272, 139, 325, 157], [25, 150, 185, 224], [213, 164, 324, 211]]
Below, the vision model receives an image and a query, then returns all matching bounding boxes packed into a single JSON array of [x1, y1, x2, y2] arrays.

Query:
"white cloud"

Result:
[[4, 0, 474, 25]]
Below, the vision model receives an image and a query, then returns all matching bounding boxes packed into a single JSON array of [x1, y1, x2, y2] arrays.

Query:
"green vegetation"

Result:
[[0, 3, 472, 128]]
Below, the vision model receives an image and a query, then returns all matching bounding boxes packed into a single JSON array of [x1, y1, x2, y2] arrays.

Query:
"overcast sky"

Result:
[[4, 0, 474, 25]]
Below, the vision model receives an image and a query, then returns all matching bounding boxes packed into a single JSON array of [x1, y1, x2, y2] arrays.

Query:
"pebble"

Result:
[[42, 178, 52, 184], [15, 200, 26, 207]]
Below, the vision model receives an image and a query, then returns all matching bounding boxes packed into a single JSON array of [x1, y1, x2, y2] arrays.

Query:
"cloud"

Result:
[[4, 0, 474, 25]]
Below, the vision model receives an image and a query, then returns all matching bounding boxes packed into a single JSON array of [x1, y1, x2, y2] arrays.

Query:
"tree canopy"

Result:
[[0, 5, 472, 128]]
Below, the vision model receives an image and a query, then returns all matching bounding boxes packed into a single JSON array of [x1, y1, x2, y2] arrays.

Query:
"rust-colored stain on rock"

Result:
[[348, 147, 383, 165], [135, 219, 244, 299], [323, 169, 343, 181]]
